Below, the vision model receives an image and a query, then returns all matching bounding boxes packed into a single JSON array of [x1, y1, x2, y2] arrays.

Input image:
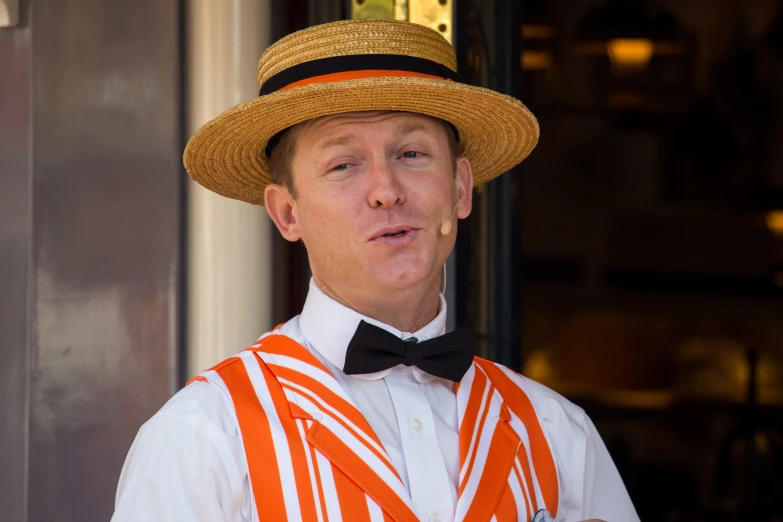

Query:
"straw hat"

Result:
[[184, 19, 539, 206]]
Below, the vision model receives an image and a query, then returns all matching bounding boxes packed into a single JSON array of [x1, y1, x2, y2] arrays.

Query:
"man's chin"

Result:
[[367, 264, 435, 290]]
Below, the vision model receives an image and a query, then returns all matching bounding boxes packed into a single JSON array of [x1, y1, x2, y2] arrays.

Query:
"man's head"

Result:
[[184, 19, 539, 216], [264, 111, 473, 302]]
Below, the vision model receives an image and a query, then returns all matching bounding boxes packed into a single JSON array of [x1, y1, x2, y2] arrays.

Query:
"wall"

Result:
[[0, 1, 182, 520]]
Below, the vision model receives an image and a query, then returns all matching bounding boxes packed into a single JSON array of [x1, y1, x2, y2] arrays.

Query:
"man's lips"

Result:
[[369, 225, 416, 241], [369, 227, 420, 245]]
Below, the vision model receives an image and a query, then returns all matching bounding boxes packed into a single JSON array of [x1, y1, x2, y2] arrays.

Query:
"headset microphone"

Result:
[[440, 174, 461, 236], [440, 202, 459, 236]]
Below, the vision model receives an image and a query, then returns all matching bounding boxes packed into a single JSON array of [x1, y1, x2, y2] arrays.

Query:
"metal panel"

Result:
[[25, 1, 182, 521], [0, 2, 32, 520], [350, 0, 395, 20], [349, 0, 453, 43], [408, 0, 453, 44]]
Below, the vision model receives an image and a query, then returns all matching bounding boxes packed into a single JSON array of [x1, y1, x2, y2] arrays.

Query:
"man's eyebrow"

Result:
[[398, 121, 431, 135], [320, 134, 356, 149]]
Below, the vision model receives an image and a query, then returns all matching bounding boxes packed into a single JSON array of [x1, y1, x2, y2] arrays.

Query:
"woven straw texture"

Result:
[[184, 19, 539, 206]]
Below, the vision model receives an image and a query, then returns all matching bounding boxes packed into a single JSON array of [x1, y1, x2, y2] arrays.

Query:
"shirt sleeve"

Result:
[[111, 414, 250, 522], [581, 415, 640, 522]]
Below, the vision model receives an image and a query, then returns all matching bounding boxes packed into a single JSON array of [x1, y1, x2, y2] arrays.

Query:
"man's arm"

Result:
[[581, 415, 640, 522], [112, 412, 250, 522]]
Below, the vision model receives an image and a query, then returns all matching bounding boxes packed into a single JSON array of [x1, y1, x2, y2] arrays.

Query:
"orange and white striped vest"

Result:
[[190, 331, 559, 522]]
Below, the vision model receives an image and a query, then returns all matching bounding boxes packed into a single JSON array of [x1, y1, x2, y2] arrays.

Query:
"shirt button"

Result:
[[428, 511, 441, 522], [410, 418, 423, 432]]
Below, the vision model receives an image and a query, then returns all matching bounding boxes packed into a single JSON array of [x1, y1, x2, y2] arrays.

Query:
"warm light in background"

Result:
[[607, 38, 654, 72], [521, 50, 552, 70], [523, 349, 555, 383], [522, 24, 555, 39], [766, 210, 783, 235]]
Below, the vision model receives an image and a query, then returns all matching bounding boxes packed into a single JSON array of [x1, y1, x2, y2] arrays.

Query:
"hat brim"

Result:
[[183, 76, 539, 205]]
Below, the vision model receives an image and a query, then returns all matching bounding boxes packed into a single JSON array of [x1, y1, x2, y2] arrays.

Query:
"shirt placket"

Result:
[[384, 368, 455, 522]]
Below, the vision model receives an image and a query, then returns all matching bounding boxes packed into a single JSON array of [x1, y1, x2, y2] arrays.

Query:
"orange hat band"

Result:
[[281, 69, 451, 91]]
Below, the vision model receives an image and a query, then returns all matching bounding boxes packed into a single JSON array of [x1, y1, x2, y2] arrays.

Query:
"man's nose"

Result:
[[367, 160, 406, 209]]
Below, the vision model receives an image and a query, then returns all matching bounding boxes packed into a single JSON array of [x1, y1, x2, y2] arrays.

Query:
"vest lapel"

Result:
[[454, 362, 522, 522], [252, 334, 419, 522]]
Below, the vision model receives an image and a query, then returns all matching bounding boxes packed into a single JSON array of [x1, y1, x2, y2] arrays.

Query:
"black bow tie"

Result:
[[343, 320, 476, 382]]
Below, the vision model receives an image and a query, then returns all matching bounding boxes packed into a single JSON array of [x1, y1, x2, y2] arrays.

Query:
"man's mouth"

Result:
[[371, 228, 419, 245], [383, 230, 407, 237]]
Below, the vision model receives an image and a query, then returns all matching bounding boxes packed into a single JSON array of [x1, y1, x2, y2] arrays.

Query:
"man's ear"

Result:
[[264, 183, 302, 242], [455, 156, 474, 219]]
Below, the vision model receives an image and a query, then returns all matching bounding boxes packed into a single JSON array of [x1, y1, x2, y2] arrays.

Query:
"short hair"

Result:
[[267, 115, 460, 199]]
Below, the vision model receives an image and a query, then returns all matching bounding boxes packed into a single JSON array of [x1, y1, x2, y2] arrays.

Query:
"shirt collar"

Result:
[[298, 278, 447, 383]]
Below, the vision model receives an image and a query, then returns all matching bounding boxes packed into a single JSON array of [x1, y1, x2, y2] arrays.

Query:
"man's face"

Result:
[[265, 111, 473, 298]]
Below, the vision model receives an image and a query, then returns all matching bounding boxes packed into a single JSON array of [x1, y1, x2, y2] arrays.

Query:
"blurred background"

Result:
[[2, 0, 783, 520]]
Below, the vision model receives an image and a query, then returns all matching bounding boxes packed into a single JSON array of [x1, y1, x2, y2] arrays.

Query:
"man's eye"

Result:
[[401, 151, 421, 159], [332, 163, 350, 171]]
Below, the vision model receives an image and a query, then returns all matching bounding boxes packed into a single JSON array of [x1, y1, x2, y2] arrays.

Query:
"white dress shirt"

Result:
[[112, 279, 639, 522]]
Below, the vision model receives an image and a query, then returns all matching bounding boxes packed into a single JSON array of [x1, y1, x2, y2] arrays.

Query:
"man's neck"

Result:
[[312, 275, 441, 333]]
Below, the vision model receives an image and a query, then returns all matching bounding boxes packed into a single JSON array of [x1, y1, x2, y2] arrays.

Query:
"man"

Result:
[[112, 19, 639, 522]]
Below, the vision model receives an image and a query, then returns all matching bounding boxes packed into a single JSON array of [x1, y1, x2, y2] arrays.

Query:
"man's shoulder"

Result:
[[164, 321, 307, 430], [148, 378, 239, 437], [475, 358, 589, 434]]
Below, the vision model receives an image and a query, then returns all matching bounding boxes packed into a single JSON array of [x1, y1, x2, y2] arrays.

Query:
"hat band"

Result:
[[280, 69, 451, 91], [259, 54, 463, 96]]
